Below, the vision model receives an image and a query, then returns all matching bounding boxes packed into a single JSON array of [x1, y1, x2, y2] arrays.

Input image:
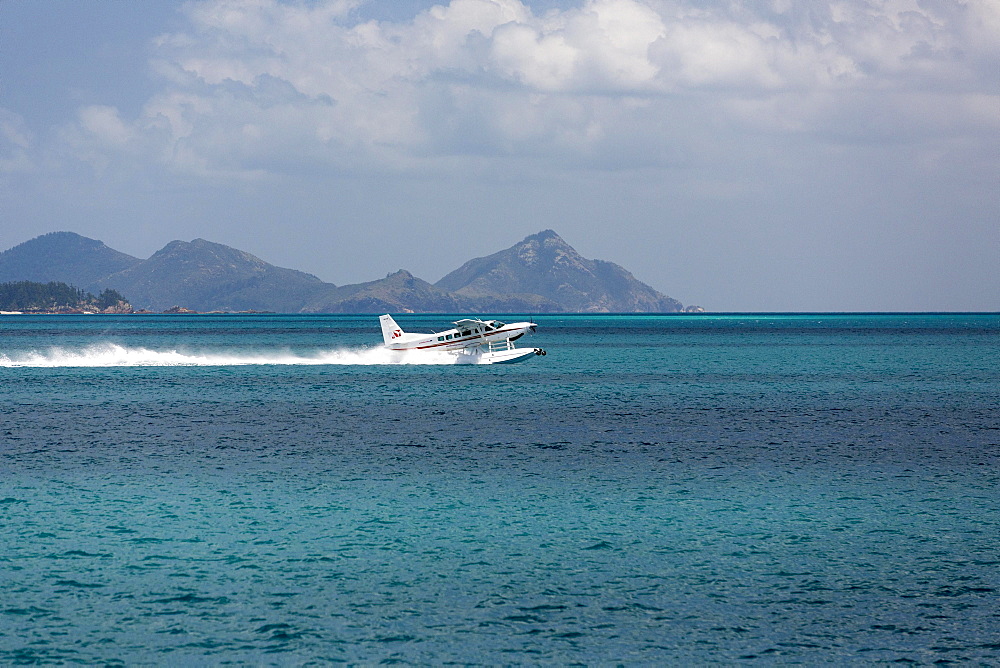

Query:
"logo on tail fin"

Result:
[[380, 314, 406, 346]]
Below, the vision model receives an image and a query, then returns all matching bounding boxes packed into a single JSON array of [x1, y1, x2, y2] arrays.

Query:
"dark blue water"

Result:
[[1, 314, 998, 663]]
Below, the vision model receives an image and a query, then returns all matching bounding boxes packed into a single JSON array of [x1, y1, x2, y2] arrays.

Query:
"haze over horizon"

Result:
[[2, 0, 997, 311]]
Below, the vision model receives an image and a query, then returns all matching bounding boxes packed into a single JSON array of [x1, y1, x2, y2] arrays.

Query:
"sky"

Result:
[[1, 0, 998, 311]]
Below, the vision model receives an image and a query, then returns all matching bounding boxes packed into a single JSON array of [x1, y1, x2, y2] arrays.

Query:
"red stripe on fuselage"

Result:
[[388, 327, 523, 351]]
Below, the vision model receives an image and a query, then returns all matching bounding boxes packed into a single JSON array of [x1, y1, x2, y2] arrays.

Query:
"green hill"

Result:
[[0, 232, 140, 288], [436, 230, 683, 312], [0, 281, 131, 313], [98, 238, 327, 312]]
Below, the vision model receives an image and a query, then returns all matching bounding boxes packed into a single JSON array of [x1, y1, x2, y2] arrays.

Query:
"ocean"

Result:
[[1, 313, 998, 664]]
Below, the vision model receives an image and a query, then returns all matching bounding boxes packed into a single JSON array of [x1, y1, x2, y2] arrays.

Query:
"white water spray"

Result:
[[0, 343, 483, 367]]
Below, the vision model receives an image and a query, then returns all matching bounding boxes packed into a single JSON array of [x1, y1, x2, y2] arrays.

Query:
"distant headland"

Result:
[[0, 230, 702, 314]]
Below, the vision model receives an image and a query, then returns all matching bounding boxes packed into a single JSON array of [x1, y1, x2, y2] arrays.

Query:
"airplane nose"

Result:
[[530, 324, 537, 333]]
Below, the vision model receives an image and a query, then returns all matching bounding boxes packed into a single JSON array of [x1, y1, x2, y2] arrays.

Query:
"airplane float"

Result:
[[379, 314, 546, 364]]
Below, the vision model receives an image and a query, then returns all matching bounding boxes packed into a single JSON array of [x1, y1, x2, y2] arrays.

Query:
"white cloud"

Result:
[[78, 106, 134, 147], [60, 0, 999, 177], [490, 0, 665, 91], [0, 109, 34, 173]]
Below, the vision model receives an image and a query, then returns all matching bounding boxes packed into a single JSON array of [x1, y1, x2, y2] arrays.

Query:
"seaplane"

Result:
[[379, 314, 546, 364]]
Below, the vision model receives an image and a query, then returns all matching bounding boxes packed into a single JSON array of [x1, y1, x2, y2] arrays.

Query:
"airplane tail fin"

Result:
[[379, 314, 404, 346]]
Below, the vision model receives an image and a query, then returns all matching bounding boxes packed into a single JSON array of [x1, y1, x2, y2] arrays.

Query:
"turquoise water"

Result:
[[1, 314, 998, 663]]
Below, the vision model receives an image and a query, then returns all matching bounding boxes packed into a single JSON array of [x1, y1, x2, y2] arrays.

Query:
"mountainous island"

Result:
[[0, 230, 700, 314]]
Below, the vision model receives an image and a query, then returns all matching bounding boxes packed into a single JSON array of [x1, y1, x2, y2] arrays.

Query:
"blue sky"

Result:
[[2, 0, 998, 311]]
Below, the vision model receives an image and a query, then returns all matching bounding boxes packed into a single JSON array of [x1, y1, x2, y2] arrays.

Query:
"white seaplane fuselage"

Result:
[[379, 314, 545, 364]]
